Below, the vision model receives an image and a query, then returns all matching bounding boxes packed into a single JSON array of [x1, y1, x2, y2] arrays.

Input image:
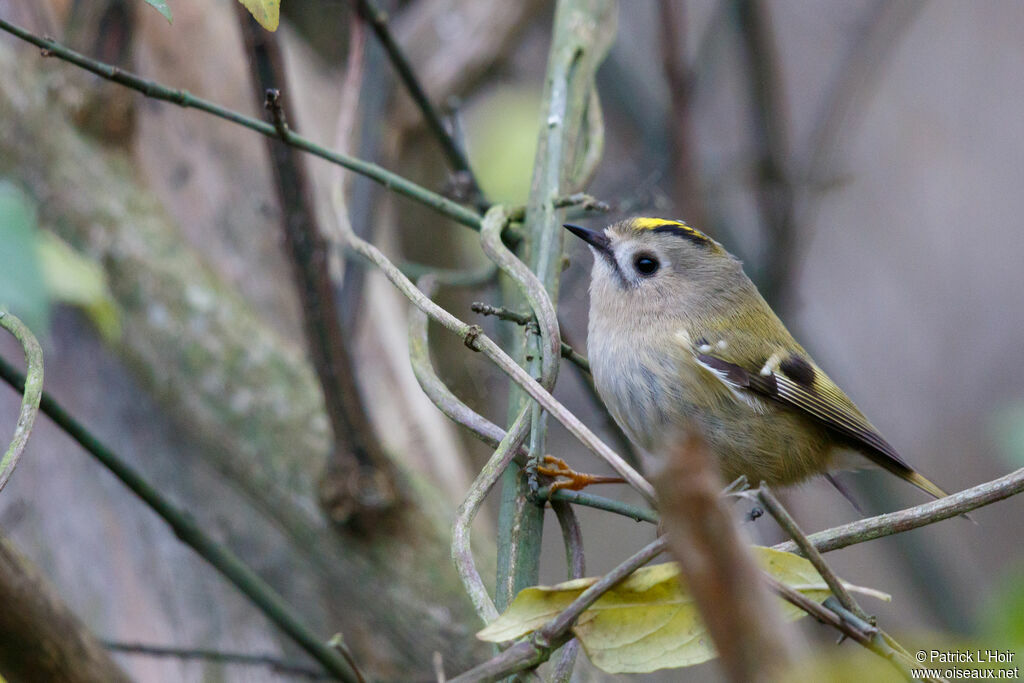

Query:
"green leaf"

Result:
[[478, 546, 890, 674], [140, 0, 173, 23], [0, 181, 49, 333], [237, 0, 280, 31], [36, 232, 121, 342]]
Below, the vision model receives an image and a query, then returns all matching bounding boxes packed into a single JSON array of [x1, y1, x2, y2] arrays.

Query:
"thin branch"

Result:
[[773, 467, 1024, 555], [733, 0, 795, 305], [0, 312, 42, 494], [449, 458, 1021, 682], [101, 642, 330, 680], [237, 15, 398, 524], [506, 192, 611, 222], [341, 209, 655, 503], [411, 294, 656, 528], [478, 214, 561, 399], [0, 535, 132, 683], [471, 303, 590, 374], [493, 0, 616, 612], [449, 538, 666, 683], [550, 500, 584, 683], [452, 405, 531, 624], [479, 202, 562, 605], [0, 17, 483, 231], [541, 487, 658, 524], [0, 357, 359, 683], [653, 433, 798, 682], [757, 485, 869, 622], [352, 0, 483, 201], [756, 486, 937, 679], [765, 578, 935, 681], [658, 0, 709, 230], [327, 634, 368, 683], [408, 278, 515, 451]]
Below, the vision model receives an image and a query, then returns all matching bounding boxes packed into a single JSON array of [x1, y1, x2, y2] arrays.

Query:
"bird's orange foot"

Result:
[[536, 455, 625, 495]]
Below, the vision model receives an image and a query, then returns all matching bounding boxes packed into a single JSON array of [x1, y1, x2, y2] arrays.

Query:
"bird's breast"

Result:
[[588, 317, 714, 454]]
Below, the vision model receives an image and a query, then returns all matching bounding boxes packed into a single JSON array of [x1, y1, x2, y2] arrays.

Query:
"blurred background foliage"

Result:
[[0, 0, 1022, 680]]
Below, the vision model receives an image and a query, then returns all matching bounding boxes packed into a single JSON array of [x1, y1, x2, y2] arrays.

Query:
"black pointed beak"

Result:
[[563, 224, 610, 254]]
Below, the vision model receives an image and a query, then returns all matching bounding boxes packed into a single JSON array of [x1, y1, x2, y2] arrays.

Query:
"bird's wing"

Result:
[[692, 348, 948, 499]]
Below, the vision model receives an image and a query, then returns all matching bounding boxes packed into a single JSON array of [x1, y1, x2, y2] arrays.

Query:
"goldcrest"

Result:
[[565, 217, 948, 501]]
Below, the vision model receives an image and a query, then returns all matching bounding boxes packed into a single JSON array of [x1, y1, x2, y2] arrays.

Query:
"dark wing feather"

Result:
[[694, 352, 950, 499]]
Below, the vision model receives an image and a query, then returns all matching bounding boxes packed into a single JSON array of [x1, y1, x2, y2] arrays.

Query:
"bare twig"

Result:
[[652, 433, 798, 682], [0, 536, 132, 683], [449, 538, 666, 683], [765, 578, 931, 680], [0, 311, 42, 494], [471, 303, 589, 373], [478, 212, 562, 397], [550, 500, 584, 682], [733, 0, 795, 305], [352, 0, 483, 201], [409, 279, 516, 451], [452, 406, 531, 624], [540, 488, 658, 524], [757, 485, 870, 621], [0, 358, 359, 682], [773, 467, 1024, 555], [0, 17, 483, 231], [327, 634, 368, 683], [757, 486, 937, 679], [658, 0, 709, 230], [479, 202, 562, 603], [101, 641, 331, 680], [412, 293, 658, 529], [341, 209, 655, 502], [237, 12, 398, 525]]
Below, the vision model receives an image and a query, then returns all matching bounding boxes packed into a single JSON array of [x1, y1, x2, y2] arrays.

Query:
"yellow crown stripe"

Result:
[[632, 217, 712, 243], [632, 217, 685, 230]]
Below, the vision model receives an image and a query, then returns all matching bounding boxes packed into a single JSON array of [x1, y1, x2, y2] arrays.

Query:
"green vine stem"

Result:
[[0, 311, 42, 494], [0, 17, 481, 231], [0, 355, 359, 682]]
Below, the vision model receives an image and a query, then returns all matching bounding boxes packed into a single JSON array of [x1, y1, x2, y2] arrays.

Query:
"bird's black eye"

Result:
[[633, 253, 660, 276]]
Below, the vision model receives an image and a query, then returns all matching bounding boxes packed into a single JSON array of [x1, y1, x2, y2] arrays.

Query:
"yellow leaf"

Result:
[[37, 232, 121, 341], [238, 0, 280, 31], [477, 547, 890, 674]]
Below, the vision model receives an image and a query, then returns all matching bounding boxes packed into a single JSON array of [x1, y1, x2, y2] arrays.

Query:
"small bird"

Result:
[[564, 217, 949, 502]]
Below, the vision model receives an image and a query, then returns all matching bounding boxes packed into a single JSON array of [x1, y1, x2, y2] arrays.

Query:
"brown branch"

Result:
[[658, 0, 708, 230], [0, 535, 132, 683], [550, 500, 584, 682], [352, 0, 483, 203], [757, 484, 870, 621], [652, 431, 798, 682], [773, 467, 1024, 555], [449, 539, 666, 683], [236, 10, 399, 526], [734, 0, 795, 306], [100, 641, 331, 680]]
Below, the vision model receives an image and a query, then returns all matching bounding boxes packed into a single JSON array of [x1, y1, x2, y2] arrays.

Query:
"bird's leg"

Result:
[[537, 455, 625, 494]]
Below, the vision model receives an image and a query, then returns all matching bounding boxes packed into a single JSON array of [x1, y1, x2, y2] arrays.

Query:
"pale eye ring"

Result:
[[633, 253, 660, 276]]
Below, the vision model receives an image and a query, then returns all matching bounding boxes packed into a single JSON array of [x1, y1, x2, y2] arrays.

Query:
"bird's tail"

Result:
[[889, 467, 975, 524], [903, 470, 950, 500]]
